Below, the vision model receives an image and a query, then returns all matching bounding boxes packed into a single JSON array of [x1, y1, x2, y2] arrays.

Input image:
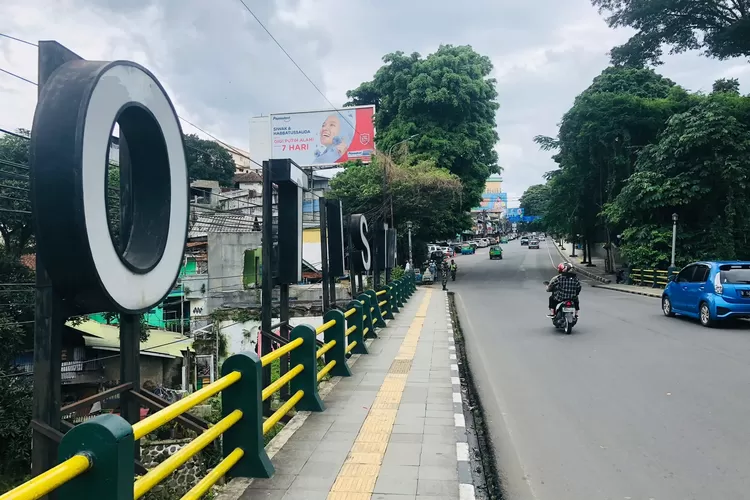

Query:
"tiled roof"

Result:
[[233, 171, 262, 183]]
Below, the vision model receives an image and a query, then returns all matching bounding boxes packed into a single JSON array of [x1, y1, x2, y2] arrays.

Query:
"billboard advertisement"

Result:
[[269, 105, 375, 167], [506, 207, 524, 218]]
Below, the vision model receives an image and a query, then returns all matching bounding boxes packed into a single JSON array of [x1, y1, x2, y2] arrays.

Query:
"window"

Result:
[[719, 265, 750, 284], [692, 265, 710, 283], [677, 265, 695, 283]]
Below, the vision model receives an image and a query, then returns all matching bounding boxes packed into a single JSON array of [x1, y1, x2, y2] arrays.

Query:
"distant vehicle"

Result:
[[467, 241, 479, 250], [529, 239, 540, 249], [461, 244, 475, 255], [662, 261, 750, 327], [539, 235, 546, 241], [500, 236, 509, 244], [520, 236, 529, 246], [441, 246, 455, 257], [477, 238, 490, 248], [489, 245, 503, 260]]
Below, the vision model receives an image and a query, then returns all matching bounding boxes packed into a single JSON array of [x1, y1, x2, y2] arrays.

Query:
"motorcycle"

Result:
[[543, 281, 578, 334]]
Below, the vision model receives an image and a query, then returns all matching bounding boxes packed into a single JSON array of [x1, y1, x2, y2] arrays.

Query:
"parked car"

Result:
[[461, 244, 475, 255], [662, 261, 750, 327], [477, 238, 490, 248], [520, 236, 529, 246], [441, 246, 454, 257], [468, 241, 479, 250], [528, 239, 540, 249], [489, 245, 503, 260]]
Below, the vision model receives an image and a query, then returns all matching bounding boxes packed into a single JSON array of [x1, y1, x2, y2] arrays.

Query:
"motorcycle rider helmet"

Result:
[[557, 262, 573, 274]]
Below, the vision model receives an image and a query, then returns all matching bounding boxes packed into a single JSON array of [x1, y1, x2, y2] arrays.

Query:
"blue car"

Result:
[[662, 261, 750, 327]]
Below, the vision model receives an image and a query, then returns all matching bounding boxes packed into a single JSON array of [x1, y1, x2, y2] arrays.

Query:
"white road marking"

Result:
[[453, 392, 462, 403], [457, 442, 470, 461], [459, 483, 476, 500], [454, 413, 466, 427]]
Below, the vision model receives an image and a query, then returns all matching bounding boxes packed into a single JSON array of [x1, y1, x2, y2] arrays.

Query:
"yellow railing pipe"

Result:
[[0, 455, 90, 500], [316, 319, 337, 334], [345, 341, 358, 354], [317, 360, 337, 382], [262, 364, 304, 401], [376, 290, 386, 296], [316, 340, 336, 359], [378, 300, 387, 307], [344, 308, 356, 318], [133, 371, 241, 440], [134, 410, 243, 499], [363, 327, 369, 336], [345, 325, 356, 336], [261, 337, 304, 367], [264, 390, 304, 434], [181, 447, 244, 500]]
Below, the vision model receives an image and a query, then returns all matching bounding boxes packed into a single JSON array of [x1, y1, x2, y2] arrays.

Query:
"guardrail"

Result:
[[0, 273, 417, 500], [627, 268, 672, 288]]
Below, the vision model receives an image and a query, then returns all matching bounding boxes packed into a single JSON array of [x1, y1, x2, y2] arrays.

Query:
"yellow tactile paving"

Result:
[[326, 289, 433, 498]]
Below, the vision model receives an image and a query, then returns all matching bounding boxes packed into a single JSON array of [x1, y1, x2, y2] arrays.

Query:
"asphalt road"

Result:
[[451, 240, 750, 500]]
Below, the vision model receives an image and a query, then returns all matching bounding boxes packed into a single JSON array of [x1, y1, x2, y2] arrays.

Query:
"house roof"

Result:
[[189, 213, 261, 236], [234, 171, 262, 183], [20, 254, 36, 270], [68, 320, 192, 358]]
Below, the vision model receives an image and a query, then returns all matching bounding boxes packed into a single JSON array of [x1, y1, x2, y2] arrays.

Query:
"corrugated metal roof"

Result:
[[68, 320, 192, 358]]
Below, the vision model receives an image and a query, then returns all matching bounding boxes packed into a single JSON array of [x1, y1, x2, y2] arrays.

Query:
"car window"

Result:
[[719, 264, 750, 283], [677, 265, 696, 283], [692, 265, 710, 283]]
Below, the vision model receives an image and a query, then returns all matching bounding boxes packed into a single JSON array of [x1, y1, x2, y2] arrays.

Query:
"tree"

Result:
[[0, 130, 33, 256], [183, 134, 236, 186], [519, 184, 550, 233], [346, 45, 500, 208], [712, 77, 741, 94], [592, 0, 750, 66], [605, 95, 750, 266], [329, 155, 466, 265]]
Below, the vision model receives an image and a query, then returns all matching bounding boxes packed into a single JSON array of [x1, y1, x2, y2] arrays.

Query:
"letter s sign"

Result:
[[349, 214, 371, 272]]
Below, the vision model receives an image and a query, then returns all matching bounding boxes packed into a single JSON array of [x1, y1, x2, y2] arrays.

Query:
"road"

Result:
[[451, 240, 750, 500]]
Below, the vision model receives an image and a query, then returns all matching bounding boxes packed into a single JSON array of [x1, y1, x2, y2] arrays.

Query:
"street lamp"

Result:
[[670, 213, 678, 268], [383, 134, 420, 228], [406, 221, 413, 267]]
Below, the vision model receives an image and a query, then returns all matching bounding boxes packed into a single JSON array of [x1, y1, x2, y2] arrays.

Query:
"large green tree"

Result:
[[606, 94, 750, 266], [346, 45, 500, 208], [329, 156, 466, 265], [183, 134, 236, 186], [0, 131, 33, 256], [593, 0, 750, 67]]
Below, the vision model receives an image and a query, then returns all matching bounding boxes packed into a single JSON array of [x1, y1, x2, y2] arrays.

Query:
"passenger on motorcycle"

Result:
[[546, 262, 581, 318]]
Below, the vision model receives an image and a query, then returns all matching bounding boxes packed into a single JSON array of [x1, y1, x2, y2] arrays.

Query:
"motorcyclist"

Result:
[[546, 262, 581, 318], [441, 260, 450, 290]]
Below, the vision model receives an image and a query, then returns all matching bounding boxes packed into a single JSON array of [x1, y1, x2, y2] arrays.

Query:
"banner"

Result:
[[506, 207, 524, 218], [270, 106, 375, 167]]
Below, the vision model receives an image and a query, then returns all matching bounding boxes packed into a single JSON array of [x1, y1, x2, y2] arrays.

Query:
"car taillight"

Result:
[[714, 273, 723, 294]]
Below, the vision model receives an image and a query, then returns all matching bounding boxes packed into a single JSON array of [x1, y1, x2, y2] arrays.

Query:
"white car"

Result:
[[478, 238, 490, 248]]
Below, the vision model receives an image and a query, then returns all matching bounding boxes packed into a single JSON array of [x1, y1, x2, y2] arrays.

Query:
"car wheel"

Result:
[[662, 296, 675, 317], [699, 302, 714, 327]]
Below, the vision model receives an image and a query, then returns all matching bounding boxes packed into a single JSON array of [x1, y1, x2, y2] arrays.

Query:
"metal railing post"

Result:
[[652, 269, 659, 288], [346, 301, 368, 355], [366, 289, 387, 328], [358, 293, 378, 339], [221, 353, 274, 479], [322, 309, 351, 377], [394, 279, 405, 308], [289, 325, 325, 411], [382, 286, 396, 319], [58, 414, 134, 500]]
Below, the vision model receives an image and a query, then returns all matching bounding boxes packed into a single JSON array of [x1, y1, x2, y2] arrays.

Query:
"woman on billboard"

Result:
[[313, 110, 356, 164]]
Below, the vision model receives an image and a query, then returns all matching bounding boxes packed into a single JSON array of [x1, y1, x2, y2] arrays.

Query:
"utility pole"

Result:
[[407, 221, 413, 267], [670, 213, 678, 269]]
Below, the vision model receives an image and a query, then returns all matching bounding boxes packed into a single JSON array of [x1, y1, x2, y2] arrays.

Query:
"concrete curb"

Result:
[[551, 240, 612, 284], [593, 283, 661, 298]]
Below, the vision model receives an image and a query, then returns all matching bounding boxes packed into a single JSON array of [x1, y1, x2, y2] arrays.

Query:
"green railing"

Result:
[[1, 273, 417, 500]]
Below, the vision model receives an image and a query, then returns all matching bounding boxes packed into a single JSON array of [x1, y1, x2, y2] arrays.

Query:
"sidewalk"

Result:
[[552, 240, 612, 284], [592, 283, 661, 298], [226, 287, 470, 500]]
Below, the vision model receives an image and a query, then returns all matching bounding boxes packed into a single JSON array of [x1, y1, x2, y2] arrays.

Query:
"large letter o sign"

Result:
[[31, 61, 188, 314]]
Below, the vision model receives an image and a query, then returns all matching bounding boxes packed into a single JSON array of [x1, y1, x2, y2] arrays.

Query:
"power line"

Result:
[[234, 0, 356, 131], [0, 67, 36, 86], [0, 128, 30, 141], [0, 33, 37, 47]]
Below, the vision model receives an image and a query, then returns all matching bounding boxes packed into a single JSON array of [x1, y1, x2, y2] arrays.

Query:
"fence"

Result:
[[627, 268, 672, 288], [0, 274, 416, 500]]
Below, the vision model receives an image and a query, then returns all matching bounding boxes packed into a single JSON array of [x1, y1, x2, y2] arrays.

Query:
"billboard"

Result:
[[506, 207, 524, 218], [269, 105, 375, 167]]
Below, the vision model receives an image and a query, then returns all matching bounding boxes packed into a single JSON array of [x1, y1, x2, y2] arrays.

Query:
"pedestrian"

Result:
[[405, 260, 412, 272]]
